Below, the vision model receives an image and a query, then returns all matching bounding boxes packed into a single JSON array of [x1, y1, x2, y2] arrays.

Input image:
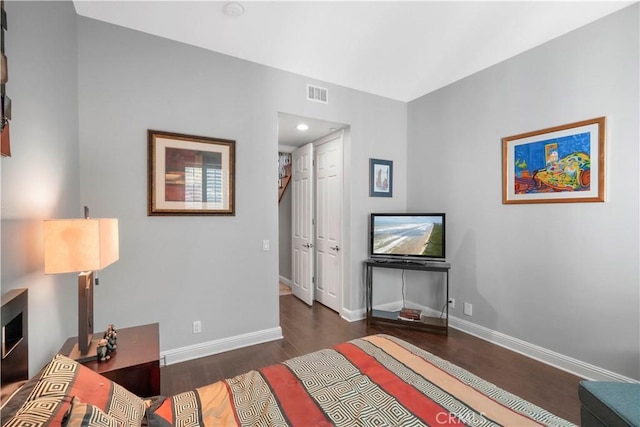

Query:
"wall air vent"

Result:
[[306, 84, 328, 104]]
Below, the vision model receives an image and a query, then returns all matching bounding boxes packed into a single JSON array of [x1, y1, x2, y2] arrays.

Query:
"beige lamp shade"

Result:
[[44, 218, 119, 274]]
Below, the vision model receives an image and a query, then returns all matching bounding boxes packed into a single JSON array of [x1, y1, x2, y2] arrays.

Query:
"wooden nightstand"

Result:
[[59, 323, 160, 397]]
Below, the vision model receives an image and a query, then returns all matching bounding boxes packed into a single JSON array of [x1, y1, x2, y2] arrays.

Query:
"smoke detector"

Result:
[[224, 2, 245, 17]]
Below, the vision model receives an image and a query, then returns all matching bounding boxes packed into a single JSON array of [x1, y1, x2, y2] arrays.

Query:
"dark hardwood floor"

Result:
[[161, 294, 582, 424]]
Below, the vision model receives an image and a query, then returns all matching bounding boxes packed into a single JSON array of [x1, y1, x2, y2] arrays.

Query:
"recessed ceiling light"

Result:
[[224, 2, 245, 17], [296, 124, 309, 131]]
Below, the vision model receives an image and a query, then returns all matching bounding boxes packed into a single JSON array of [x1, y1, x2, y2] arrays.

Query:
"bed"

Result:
[[1, 333, 575, 427]]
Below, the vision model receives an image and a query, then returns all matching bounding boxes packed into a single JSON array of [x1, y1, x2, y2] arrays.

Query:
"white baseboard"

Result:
[[161, 300, 636, 383], [447, 316, 637, 383], [341, 300, 408, 322], [161, 327, 283, 366], [411, 302, 637, 383], [348, 300, 637, 383], [278, 276, 292, 287], [341, 307, 365, 322]]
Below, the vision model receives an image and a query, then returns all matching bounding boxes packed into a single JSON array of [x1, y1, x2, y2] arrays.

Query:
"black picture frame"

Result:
[[369, 158, 393, 197]]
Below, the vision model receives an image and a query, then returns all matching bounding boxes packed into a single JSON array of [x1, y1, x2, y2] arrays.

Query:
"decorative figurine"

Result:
[[106, 324, 117, 338], [104, 324, 117, 351], [96, 339, 110, 361]]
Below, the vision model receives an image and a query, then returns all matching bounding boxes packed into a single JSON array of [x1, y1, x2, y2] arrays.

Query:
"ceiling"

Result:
[[72, 1, 634, 147], [278, 113, 347, 150], [73, 1, 633, 103]]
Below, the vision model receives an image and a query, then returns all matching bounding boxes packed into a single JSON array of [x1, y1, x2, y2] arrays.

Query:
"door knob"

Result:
[[330, 245, 340, 251], [303, 243, 314, 248]]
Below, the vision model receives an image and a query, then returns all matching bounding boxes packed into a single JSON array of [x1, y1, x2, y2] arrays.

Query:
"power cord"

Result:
[[439, 301, 448, 319], [401, 270, 406, 308], [403, 269, 448, 319]]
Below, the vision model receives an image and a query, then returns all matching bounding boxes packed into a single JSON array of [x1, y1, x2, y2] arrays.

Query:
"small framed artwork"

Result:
[[369, 158, 393, 197], [148, 130, 235, 215], [502, 117, 605, 204]]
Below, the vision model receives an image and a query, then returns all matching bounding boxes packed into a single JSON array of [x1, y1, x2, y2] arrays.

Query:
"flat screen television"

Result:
[[369, 213, 446, 261]]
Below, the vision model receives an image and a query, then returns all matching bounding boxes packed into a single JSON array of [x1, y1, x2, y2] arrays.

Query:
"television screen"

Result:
[[370, 213, 445, 261]]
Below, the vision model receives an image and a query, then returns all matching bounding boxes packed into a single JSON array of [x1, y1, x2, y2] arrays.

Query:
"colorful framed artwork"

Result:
[[369, 158, 393, 197], [502, 117, 605, 204], [148, 130, 235, 216]]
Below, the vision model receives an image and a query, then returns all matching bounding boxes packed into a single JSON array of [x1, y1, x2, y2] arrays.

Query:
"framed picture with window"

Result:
[[148, 130, 235, 215]]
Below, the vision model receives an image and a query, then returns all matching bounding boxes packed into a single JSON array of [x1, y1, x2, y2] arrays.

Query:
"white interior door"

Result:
[[314, 131, 343, 312], [291, 143, 314, 306]]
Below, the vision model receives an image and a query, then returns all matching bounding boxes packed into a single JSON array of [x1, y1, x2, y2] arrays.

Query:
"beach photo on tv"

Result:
[[373, 215, 444, 257]]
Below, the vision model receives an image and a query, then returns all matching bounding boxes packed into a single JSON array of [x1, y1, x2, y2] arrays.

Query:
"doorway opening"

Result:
[[277, 112, 349, 313]]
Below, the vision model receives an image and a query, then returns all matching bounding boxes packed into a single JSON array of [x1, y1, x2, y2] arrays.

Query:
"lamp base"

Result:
[[67, 339, 100, 363]]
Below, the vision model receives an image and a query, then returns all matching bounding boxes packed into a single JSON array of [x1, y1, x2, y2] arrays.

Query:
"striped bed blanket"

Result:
[[147, 334, 575, 426]]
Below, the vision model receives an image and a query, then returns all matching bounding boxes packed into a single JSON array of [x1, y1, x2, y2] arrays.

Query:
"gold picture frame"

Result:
[[502, 117, 605, 204], [148, 130, 235, 216]]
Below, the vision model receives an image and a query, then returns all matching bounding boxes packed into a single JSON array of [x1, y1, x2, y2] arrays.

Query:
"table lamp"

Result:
[[43, 208, 119, 362]]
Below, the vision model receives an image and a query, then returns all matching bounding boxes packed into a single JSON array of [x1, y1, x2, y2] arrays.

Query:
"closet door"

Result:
[[314, 131, 343, 313], [291, 143, 314, 306]]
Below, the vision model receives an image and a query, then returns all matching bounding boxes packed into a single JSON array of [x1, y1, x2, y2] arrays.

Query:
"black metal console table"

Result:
[[364, 259, 451, 335]]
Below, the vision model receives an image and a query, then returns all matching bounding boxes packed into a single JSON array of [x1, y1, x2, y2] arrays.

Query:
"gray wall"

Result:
[[76, 17, 407, 351], [1, 1, 80, 374], [407, 5, 639, 380], [278, 181, 292, 281], [4, 1, 635, 382], [1, 2, 406, 370]]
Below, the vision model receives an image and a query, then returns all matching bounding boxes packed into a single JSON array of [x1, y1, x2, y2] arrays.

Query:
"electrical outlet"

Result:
[[192, 320, 202, 334], [464, 302, 473, 316], [448, 298, 455, 309]]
